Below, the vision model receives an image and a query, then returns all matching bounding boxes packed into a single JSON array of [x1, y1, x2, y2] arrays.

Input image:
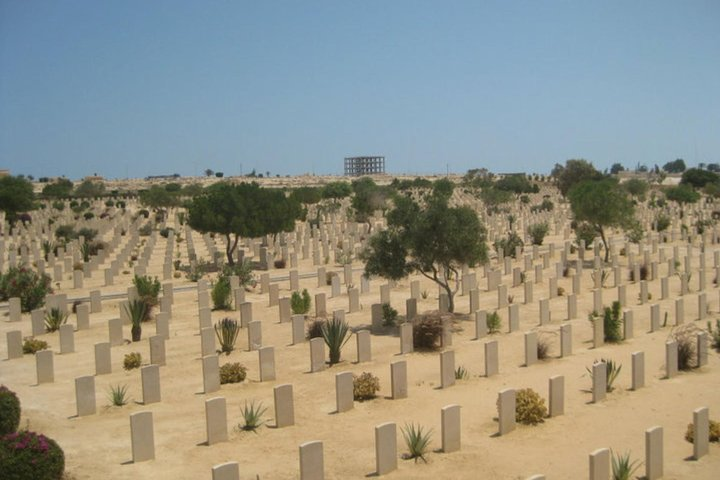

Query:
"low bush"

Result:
[[238, 400, 266, 432], [22, 338, 48, 354], [528, 222, 549, 246], [487, 311, 501, 334], [211, 276, 232, 310], [273, 258, 286, 269], [306, 318, 325, 339], [401, 423, 432, 463], [685, 420, 720, 443], [0, 430, 65, 480], [219, 363, 247, 384], [353, 372, 380, 401], [413, 313, 443, 350], [670, 324, 702, 371], [382, 303, 398, 327], [123, 352, 142, 371], [291, 289, 311, 315], [44, 308, 68, 333], [494, 232, 524, 259], [515, 388, 547, 425], [0, 386, 21, 435]]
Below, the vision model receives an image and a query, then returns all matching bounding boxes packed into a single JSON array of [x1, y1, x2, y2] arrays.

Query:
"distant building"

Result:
[[344, 156, 385, 176], [0, 169, 10, 178]]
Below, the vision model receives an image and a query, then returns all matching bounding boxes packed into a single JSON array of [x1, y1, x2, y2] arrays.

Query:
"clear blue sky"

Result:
[[1, 1, 718, 180]]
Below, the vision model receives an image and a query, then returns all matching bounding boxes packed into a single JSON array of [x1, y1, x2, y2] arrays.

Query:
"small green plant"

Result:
[[0, 430, 65, 480], [214, 318, 240, 355], [124, 300, 147, 342], [494, 232, 524, 258], [44, 307, 68, 333], [655, 213, 671, 232], [401, 423, 432, 463], [211, 276, 232, 310], [132, 274, 160, 318], [528, 222, 549, 246], [0, 385, 21, 435], [413, 313, 443, 350], [123, 352, 142, 371], [238, 400, 267, 432], [108, 384, 129, 406], [291, 289, 312, 315], [611, 450, 641, 480], [382, 303, 398, 327], [537, 335, 551, 360], [321, 317, 352, 364], [219, 362, 247, 384], [589, 302, 622, 343], [454, 365, 469, 380], [592, 269, 611, 288], [420, 290, 429, 299], [22, 338, 49, 354], [515, 388, 547, 425], [486, 311, 501, 334], [670, 323, 702, 371], [353, 372, 380, 400], [587, 358, 622, 392]]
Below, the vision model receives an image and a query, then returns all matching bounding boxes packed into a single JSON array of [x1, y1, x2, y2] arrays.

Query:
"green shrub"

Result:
[[306, 318, 325, 339], [603, 301, 623, 343], [291, 289, 311, 315], [587, 358, 622, 392], [487, 311, 501, 334], [211, 276, 232, 310], [494, 232, 524, 258], [670, 324, 701, 371], [353, 372, 380, 400], [22, 338, 48, 354], [382, 303, 398, 327], [515, 388, 547, 425], [221, 260, 256, 288], [528, 222, 549, 246], [611, 450, 641, 480], [107, 384, 129, 407], [401, 423, 432, 463], [219, 362, 247, 384], [413, 313, 443, 350], [321, 317, 352, 364], [0, 386, 21, 435], [574, 222, 597, 248], [133, 275, 160, 307], [655, 213, 671, 232], [123, 352, 142, 371], [238, 400, 267, 432], [0, 266, 52, 312], [0, 430, 65, 480]]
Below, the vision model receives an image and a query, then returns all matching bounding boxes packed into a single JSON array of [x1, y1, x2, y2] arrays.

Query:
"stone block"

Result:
[[310, 337, 325, 372], [95, 342, 111, 375], [141, 364, 161, 404], [212, 462, 239, 480], [631, 351, 645, 390], [524, 331, 538, 366], [371, 304, 383, 334], [356, 329, 371, 362], [539, 298, 549, 325], [292, 315, 306, 345], [199, 307, 212, 330], [391, 360, 407, 399], [149, 335, 166, 366], [623, 309, 634, 340], [440, 350, 455, 388], [75, 375, 96, 416], [561, 323, 572, 357], [202, 355, 220, 394], [248, 321, 262, 351], [155, 312, 170, 340], [675, 297, 684, 325], [400, 322, 413, 354], [205, 397, 228, 445], [76, 304, 90, 330], [259, 346, 276, 381], [31, 309, 45, 336], [498, 389, 516, 435], [59, 324, 75, 354], [375, 422, 397, 475], [693, 407, 709, 459], [666, 340, 678, 378], [475, 310, 487, 339], [335, 371, 354, 413], [645, 426, 663, 480], [36, 349, 54, 384], [273, 383, 294, 427], [441, 404, 461, 453], [315, 293, 327, 317], [485, 340, 499, 377], [6, 330, 22, 360], [549, 375, 564, 417], [268, 284, 279, 307], [130, 411, 155, 463], [299, 441, 324, 480], [201, 327, 216, 357], [589, 448, 610, 480], [592, 362, 607, 403], [239, 302, 252, 328]]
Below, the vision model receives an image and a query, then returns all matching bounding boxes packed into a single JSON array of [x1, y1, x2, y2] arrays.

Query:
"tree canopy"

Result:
[[0, 176, 35, 225], [623, 178, 649, 199], [665, 184, 700, 205], [362, 182, 488, 312], [610, 163, 625, 175], [680, 168, 719, 189], [139, 185, 180, 215], [551, 159, 603, 196], [74, 180, 105, 197], [41, 178, 73, 198], [187, 182, 302, 264], [568, 178, 635, 261], [350, 177, 391, 230], [663, 159, 686, 173]]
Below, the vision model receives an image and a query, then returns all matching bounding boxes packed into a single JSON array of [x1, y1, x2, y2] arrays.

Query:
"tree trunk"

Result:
[[131, 325, 142, 342], [598, 226, 610, 262]]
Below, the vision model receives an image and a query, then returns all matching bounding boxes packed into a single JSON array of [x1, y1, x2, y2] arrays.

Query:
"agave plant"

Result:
[[124, 300, 148, 342], [401, 423, 433, 463], [80, 242, 91, 262], [214, 318, 240, 355], [586, 358, 622, 392], [108, 384, 130, 406], [611, 449, 641, 480], [238, 400, 267, 432], [321, 316, 352, 364], [44, 307, 68, 333]]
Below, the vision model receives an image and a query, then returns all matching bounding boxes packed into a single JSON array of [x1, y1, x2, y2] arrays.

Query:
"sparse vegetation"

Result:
[[214, 318, 240, 355], [44, 307, 68, 333], [219, 362, 247, 384], [587, 358, 622, 392], [515, 388, 547, 425], [108, 384, 130, 406], [22, 338, 49, 354], [353, 372, 380, 401], [291, 289, 312, 315], [454, 365, 469, 380], [401, 423, 432, 463], [321, 317, 352, 364], [238, 400, 267, 432], [211, 276, 232, 310], [685, 420, 720, 443], [486, 311, 501, 334], [123, 352, 142, 371], [413, 312, 443, 350], [382, 303, 398, 327], [611, 450, 641, 480]]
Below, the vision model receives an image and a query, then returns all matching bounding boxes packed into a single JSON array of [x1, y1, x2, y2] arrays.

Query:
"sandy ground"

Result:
[[1, 221, 719, 479]]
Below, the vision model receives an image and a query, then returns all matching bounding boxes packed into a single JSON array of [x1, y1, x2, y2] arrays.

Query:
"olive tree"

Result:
[[568, 178, 635, 262], [361, 182, 488, 312], [187, 182, 301, 265]]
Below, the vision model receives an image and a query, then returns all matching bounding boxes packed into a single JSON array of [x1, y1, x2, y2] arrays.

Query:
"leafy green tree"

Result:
[[289, 186, 322, 205], [0, 176, 35, 225], [680, 168, 719, 189], [321, 181, 352, 200], [350, 177, 391, 231], [41, 178, 73, 198], [204, 168, 214, 177], [139, 185, 180, 220], [707, 163, 720, 173], [188, 182, 301, 265], [568, 178, 635, 261], [362, 183, 488, 312], [610, 163, 625, 175], [551, 159, 603, 196], [479, 186, 512, 213], [665, 184, 700, 205], [74, 180, 105, 197], [495, 174, 537, 194], [663, 159, 686, 173], [623, 178, 648, 199]]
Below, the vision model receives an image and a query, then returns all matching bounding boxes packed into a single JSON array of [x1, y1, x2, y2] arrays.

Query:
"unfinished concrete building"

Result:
[[344, 156, 385, 176]]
